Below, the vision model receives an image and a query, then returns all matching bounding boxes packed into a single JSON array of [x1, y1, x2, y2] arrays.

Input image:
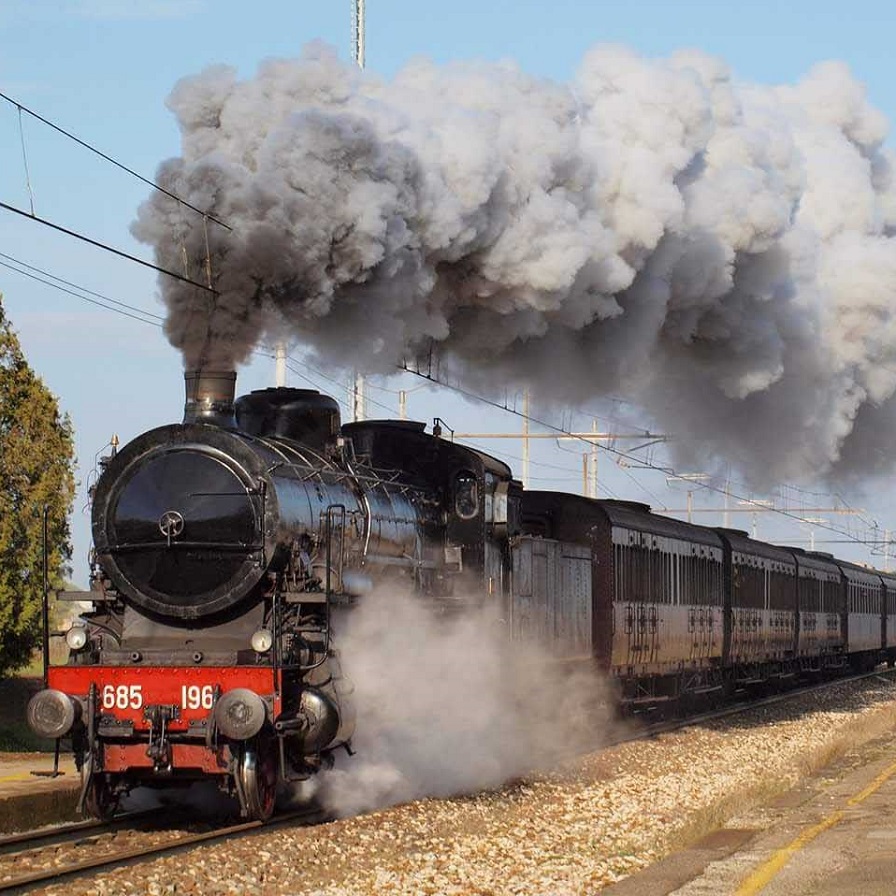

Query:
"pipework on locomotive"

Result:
[[27, 370, 896, 819]]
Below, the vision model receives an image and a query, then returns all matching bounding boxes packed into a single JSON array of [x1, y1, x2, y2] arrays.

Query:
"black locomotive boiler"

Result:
[[27, 370, 896, 818], [28, 369, 519, 818]]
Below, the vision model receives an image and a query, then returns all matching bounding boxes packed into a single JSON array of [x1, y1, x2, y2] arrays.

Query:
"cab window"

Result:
[[454, 472, 479, 519]]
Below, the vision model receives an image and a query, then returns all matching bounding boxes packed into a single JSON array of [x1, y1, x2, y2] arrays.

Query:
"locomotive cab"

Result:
[[341, 418, 521, 601]]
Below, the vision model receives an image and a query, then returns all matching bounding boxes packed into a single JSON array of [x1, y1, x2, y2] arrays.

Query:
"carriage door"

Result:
[[622, 532, 652, 666], [686, 552, 706, 662]]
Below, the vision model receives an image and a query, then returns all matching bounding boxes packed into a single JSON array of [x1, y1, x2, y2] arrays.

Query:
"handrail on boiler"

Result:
[[298, 504, 345, 672]]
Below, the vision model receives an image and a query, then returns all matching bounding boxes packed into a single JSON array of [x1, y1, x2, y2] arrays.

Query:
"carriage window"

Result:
[[454, 472, 479, 519]]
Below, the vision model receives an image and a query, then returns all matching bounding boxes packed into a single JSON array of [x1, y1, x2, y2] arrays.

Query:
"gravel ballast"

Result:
[[33, 675, 896, 896]]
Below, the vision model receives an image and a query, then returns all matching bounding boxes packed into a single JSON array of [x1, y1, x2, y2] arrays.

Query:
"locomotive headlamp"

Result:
[[26, 689, 81, 739], [250, 628, 273, 654], [65, 624, 89, 651], [214, 688, 267, 740]]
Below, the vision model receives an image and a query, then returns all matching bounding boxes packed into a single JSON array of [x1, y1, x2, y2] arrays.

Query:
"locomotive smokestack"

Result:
[[183, 369, 237, 427]]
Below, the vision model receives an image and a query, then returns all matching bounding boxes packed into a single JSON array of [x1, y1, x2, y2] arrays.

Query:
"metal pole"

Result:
[[42, 505, 49, 686], [590, 419, 598, 499], [275, 343, 287, 387], [352, 373, 366, 422], [350, 1, 366, 417], [399, 390, 407, 420], [352, 0, 366, 68], [522, 389, 530, 489]]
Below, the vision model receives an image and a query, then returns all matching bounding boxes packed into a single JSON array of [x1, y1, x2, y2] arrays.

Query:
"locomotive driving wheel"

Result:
[[236, 738, 278, 821]]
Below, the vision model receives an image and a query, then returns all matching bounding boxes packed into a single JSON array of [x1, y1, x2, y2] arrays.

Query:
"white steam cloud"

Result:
[[318, 590, 613, 817], [132, 43, 896, 484]]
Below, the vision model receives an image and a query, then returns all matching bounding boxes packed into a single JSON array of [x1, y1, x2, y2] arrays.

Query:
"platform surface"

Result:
[[0, 753, 81, 832], [603, 731, 896, 895]]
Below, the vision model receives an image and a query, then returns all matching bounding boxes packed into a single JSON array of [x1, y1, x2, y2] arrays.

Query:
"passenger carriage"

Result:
[[792, 550, 846, 671], [837, 560, 885, 671], [879, 572, 896, 667], [517, 494, 725, 708], [716, 530, 797, 687]]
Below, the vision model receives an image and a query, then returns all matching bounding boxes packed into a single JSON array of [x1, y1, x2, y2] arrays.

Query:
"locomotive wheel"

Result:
[[83, 773, 119, 820], [237, 740, 278, 821]]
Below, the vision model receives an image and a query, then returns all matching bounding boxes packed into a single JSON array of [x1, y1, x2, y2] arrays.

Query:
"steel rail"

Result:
[[0, 807, 322, 893], [0, 809, 159, 857], [625, 665, 896, 745]]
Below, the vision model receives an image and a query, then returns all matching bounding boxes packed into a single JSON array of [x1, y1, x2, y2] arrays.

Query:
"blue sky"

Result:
[[2, 0, 895, 584]]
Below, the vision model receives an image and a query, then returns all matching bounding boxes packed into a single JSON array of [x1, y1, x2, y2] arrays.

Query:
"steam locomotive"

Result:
[[26, 371, 896, 819]]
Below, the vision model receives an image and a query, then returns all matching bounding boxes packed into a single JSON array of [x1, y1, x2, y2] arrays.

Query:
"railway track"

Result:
[[2, 668, 892, 893], [0, 810, 161, 859], [628, 665, 896, 743], [0, 806, 324, 893]]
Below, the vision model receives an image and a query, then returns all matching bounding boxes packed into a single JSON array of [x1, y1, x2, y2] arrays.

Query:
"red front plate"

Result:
[[47, 665, 281, 732]]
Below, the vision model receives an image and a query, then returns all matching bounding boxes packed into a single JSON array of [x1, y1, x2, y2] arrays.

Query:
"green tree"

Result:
[[0, 295, 75, 677]]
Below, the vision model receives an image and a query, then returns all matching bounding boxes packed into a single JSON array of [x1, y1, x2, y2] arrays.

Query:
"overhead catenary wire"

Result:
[[284, 356, 626, 489], [1, 91, 229, 304], [0, 199, 218, 295], [16, 106, 35, 216], [0, 90, 232, 232], [552, 433, 664, 506], [285, 358, 399, 418], [0, 251, 165, 323], [0, 250, 279, 364], [0, 257, 163, 327], [398, 363, 886, 548], [296, 355, 876, 536]]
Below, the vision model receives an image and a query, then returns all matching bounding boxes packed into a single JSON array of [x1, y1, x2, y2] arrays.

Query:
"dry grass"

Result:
[[652, 685, 896, 859]]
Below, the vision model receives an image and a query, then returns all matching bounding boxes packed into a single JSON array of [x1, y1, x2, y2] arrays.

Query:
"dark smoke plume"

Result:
[[132, 43, 896, 484]]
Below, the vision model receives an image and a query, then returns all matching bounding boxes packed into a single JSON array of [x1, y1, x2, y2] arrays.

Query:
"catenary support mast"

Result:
[[350, 0, 367, 420]]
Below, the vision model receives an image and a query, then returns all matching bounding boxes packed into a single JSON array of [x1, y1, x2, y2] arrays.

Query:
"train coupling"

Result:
[[144, 704, 180, 770]]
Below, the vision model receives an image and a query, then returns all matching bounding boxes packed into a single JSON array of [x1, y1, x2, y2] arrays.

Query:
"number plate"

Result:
[[48, 666, 279, 731]]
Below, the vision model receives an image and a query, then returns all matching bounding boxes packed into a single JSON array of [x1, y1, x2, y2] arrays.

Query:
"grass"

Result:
[[0, 676, 55, 752], [1, 642, 71, 753], [15, 653, 45, 679]]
